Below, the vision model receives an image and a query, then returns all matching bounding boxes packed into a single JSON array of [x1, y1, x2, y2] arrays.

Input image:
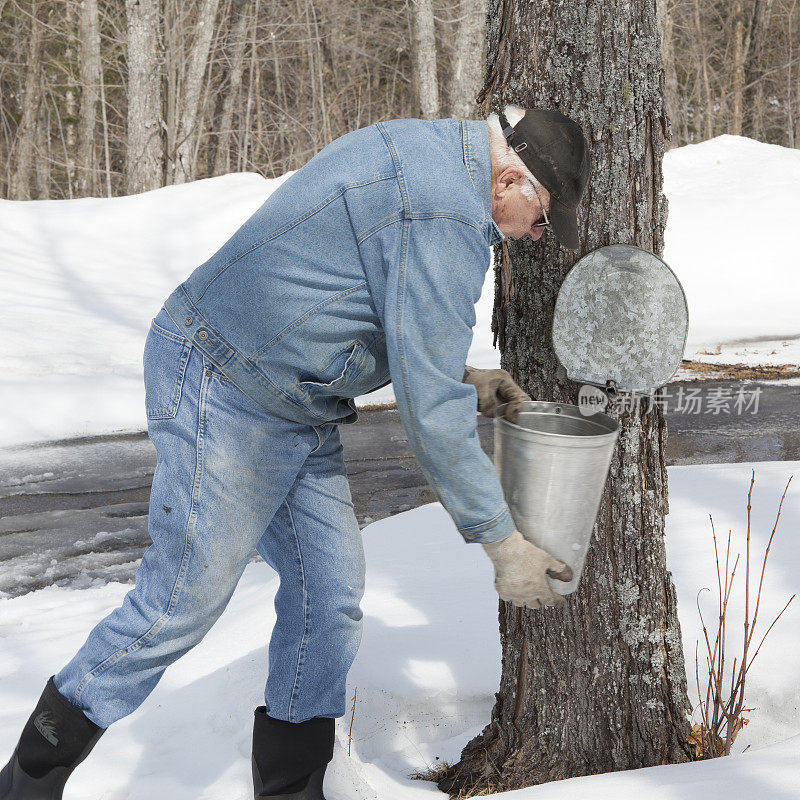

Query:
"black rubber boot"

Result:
[[252, 707, 334, 800], [0, 676, 105, 800]]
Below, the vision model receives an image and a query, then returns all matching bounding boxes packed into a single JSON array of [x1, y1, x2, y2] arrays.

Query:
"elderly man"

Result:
[[1, 105, 589, 800]]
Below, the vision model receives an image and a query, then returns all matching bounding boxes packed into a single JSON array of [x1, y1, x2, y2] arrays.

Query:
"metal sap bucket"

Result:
[[489, 245, 687, 595], [494, 400, 620, 595]]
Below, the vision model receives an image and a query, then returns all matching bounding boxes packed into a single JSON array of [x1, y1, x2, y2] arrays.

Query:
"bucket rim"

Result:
[[494, 400, 620, 438]]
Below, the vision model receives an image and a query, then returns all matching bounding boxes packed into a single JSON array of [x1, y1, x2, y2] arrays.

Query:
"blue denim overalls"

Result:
[[54, 118, 514, 728]]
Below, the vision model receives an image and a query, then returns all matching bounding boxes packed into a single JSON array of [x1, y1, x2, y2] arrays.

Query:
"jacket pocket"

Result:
[[297, 340, 367, 395], [144, 321, 192, 420]]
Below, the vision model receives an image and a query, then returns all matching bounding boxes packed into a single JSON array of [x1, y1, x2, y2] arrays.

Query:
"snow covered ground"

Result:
[[0, 461, 797, 798], [1, 134, 799, 448]]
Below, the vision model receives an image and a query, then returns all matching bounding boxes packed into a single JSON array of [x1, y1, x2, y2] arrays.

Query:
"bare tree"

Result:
[[411, 0, 439, 118], [172, 0, 221, 183], [34, 83, 50, 198], [77, 0, 102, 196], [730, 1, 753, 136], [658, 0, 681, 147], [212, 0, 249, 176], [694, 0, 715, 141], [303, 0, 330, 150], [13, 0, 799, 199], [449, 0, 486, 120], [125, 0, 163, 194], [743, 0, 775, 139], [439, 0, 691, 791], [795, 0, 800, 145], [9, 0, 44, 200], [64, 0, 78, 194]]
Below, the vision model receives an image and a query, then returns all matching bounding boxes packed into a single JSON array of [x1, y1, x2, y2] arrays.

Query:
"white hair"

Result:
[[486, 104, 545, 202]]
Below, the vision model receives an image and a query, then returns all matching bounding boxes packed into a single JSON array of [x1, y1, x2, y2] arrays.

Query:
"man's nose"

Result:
[[528, 227, 546, 242]]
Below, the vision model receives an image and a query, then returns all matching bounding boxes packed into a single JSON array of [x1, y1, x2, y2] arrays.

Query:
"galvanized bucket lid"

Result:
[[552, 244, 688, 394]]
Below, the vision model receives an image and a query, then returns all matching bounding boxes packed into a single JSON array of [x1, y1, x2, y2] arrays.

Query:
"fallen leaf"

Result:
[[687, 723, 725, 759]]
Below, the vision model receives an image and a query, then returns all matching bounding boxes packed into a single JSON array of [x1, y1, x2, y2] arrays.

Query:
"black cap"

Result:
[[498, 108, 590, 250]]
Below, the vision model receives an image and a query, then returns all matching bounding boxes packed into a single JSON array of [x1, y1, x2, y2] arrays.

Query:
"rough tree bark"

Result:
[[126, 0, 163, 194], [449, 0, 486, 120], [438, 0, 691, 793], [77, 0, 102, 196], [411, 0, 440, 118]]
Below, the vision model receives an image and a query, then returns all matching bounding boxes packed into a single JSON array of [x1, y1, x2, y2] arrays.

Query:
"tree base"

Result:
[[437, 717, 506, 798]]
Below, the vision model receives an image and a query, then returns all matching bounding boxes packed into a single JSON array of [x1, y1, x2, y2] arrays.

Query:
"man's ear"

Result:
[[495, 167, 526, 198], [493, 168, 513, 199]]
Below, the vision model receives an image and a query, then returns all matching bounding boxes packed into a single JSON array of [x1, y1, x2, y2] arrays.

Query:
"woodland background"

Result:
[[1, 0, 798, 201]]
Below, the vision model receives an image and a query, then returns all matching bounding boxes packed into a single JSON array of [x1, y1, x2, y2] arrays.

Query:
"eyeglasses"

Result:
[[528, 179, 551, 231]]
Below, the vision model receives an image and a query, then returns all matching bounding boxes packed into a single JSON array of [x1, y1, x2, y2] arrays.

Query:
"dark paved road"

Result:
[[1, 378, 798, 597]]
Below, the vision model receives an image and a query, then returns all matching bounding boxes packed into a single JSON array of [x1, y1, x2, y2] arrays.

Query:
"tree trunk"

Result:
[[65, 0, 77, 195], [694, 0, 714, 141], [126, 0, 163, 194], [212, 0, 249, 176], [411, 0, 439, 118], [743, 0, 774, 140], [163, 0, 180, 183], [98, 52, 113, 197], [730, 1, 751, 137], [77, 0, 102, 196], [795, 74, 800, 149], [172, 0, 221, 184], [657, 0, 680, 148], [303, 0, 321, 152], [241, 0, 260, 170], [449, 0, 486, 120], [795, 6, 800, 147], [306, 0, 329, 147], [788, 1, 798, 148], [10, 0, 44, 200], [438, 0, 691, 793], [34, 86, 50, 199]]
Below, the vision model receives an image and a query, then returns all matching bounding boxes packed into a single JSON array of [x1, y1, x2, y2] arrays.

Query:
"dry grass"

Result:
[[409, 760, 454, 783], [689, 470, 795, 759], [677, 359, 800, 382]]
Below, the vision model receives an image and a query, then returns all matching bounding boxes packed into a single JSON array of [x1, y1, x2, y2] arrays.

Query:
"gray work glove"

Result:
[[462, 365, 530, 423], [482, 529, 573, 609]]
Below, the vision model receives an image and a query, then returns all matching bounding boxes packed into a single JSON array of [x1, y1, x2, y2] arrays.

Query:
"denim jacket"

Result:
[[163, 118, 515, 544]]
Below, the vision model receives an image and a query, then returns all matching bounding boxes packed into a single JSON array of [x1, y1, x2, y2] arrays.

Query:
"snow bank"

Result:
[[0, 173, 283, 448], [1, 135, 798, 447], [663, 135, 800, 349], [0, 461, 798, 799]]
